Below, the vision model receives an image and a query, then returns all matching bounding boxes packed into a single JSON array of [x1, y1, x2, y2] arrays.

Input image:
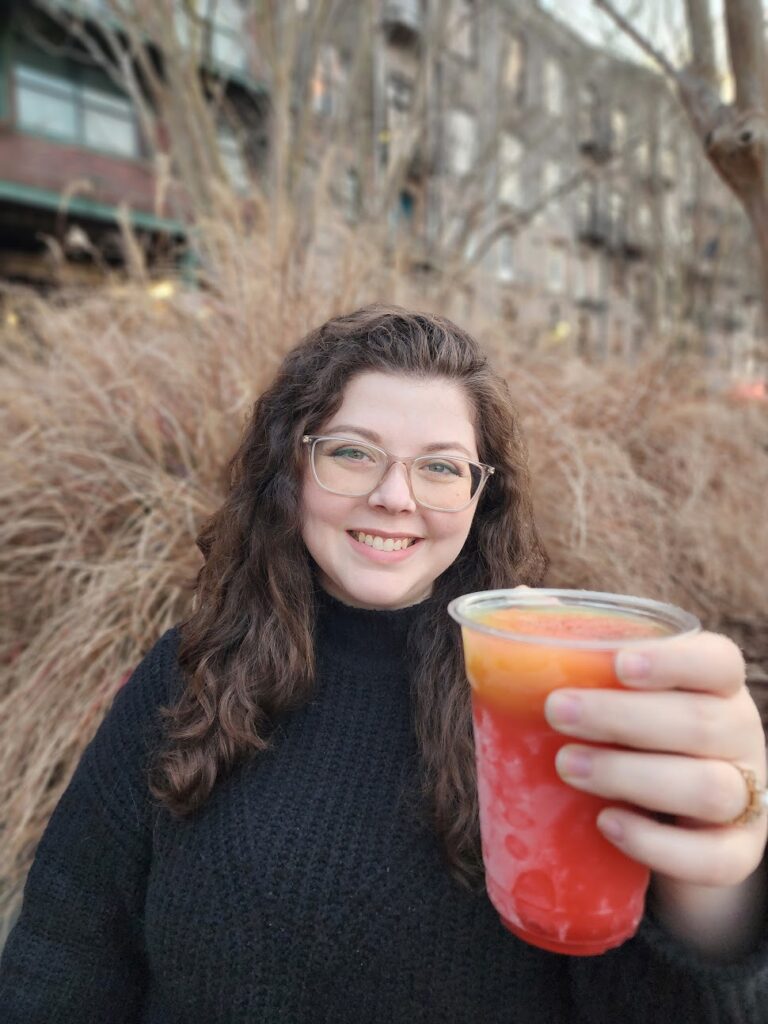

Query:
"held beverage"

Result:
[[448, 590, 700, 957]]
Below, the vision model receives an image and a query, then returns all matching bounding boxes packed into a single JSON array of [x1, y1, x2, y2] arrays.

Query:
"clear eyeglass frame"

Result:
[[302, 434, 495, 513]]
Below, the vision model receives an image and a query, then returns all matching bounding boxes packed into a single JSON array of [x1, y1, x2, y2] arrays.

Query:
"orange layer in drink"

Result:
[[464, 605, 669, 956]]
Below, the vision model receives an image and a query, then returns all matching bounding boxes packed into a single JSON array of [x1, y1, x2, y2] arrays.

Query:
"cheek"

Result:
[[300, 477, 351, 542], [427, 509, 476, 550]]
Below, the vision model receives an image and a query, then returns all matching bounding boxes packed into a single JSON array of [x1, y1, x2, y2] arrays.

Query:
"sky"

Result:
[[539, 0, 730, 77]]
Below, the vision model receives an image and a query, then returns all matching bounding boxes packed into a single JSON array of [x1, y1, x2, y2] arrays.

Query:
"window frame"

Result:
[[173, 0, 250, 75], [12, 57, 141, 160], [217, 123, 250, 193], [496, 233, 515, 282], [498, 131, 523, 207], [543, 57, 564, 118], [448, 0, 478, 63], [446, 107, 477, 178], [504, 32, 525, 103]]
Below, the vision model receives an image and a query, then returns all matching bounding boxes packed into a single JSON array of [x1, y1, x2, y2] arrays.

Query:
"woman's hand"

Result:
[[543, 631, 768, 957]]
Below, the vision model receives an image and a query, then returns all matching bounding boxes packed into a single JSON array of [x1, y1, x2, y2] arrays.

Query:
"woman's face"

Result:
[[300, 371, 481, 610]]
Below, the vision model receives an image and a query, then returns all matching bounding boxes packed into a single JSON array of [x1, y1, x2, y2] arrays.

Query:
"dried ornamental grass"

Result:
[[1, 269, 767, 935]]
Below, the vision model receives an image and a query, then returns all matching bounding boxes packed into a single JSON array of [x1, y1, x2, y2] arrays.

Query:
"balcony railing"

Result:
[[575, 207, 612, 247], [578, 125, 613, 164], [382, 0, 422, 44], [616, 222, 652, 260]]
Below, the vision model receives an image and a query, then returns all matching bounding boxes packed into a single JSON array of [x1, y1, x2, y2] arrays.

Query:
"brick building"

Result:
[[0, 0, 266, 285]]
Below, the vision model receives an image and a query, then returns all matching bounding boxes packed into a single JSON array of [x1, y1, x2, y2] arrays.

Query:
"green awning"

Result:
[[0, 178, 186, 234]]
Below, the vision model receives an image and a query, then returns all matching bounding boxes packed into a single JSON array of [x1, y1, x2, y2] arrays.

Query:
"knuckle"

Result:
[[689, 701, 723, 754], [697, 763, 738, 821]]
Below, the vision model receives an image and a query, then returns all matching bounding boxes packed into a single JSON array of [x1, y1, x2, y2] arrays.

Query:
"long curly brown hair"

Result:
[[150, 304, 548, 884]]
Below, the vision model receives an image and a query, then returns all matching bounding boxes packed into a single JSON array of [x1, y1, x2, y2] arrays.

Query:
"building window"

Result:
[[504, 34, 525, 100], [611, 107, 626, 151], [543, 159, 562, 199], [386, 72, 414, 114], [547, 246, 566, 292], [211, 0, 249, 70], [543, 58, 563, 117], [446, 108, 476, 176], [578, 82, 597, 141], [575, 251, 599, 300], [398, 189, 415, 221], [74, 0, 111, 14], [174, 0, 249, 73], [609, 190, 625, 232], [14, 64, 138, 157], [659, 143, 676, 180], [635, 139, 650, 174], [576, 181, 602, 236], [498, 132, 522, 205], [448, 0, 476, 61], [390, 188, 416, 232], [637, 202, 652, 241], [311, 46, 344, 116], [497, 233, 514, 281], [217, 125, 249, 192], [342, 167, 361, 223], [386, 71, 415, 138]]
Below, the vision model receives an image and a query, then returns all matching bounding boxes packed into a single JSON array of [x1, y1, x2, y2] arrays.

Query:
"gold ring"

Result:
[[729, 765, 768, 826]]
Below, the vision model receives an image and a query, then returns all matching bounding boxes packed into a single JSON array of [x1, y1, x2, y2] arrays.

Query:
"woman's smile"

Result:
[[346, 529, 424, 562]]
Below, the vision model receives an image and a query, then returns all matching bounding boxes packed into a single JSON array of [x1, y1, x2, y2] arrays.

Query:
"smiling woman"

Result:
[[1, 304, 767, 1024]]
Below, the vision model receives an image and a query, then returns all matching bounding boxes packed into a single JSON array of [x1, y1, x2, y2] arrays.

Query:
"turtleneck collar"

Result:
[[313, 585, 427, 669]]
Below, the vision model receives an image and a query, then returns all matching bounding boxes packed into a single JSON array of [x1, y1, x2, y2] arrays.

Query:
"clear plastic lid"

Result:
[[447, 588, 701, 650]]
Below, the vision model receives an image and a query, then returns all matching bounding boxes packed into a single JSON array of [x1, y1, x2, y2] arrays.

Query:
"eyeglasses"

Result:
[[302, 434, 495, 512]]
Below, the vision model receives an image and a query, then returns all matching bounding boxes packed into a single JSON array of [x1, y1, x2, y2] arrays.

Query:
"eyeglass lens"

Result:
[[312, 438, 483, 510]]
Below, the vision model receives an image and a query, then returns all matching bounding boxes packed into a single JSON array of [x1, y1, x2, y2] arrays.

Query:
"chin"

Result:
[[329, 574, 426, 611]]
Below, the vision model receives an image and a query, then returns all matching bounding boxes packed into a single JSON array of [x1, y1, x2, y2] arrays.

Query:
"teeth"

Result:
[[354, 532, 416, 550]]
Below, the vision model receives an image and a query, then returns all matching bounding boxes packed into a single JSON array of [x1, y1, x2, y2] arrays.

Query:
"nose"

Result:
[[368, 461, 417, 514]]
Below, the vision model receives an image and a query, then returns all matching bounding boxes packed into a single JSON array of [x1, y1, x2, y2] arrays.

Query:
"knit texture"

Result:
[[2, 592, 767, 1023]]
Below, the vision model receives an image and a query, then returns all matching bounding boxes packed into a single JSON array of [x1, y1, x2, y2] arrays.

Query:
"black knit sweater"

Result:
[[2, 592, 767, 1023]]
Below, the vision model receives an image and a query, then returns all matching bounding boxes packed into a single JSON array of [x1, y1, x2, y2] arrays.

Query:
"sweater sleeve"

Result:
[[0, 626, 181, 1024], [567, 898, 768, 1023]]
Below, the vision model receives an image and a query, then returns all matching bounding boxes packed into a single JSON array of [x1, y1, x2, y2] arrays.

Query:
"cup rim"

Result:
[[447, 588, 701, 650]]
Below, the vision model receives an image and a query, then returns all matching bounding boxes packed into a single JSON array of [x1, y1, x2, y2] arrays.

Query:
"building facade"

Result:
[[0, 0, 758, 364], [369, 0, 758, 360], [0, 0, 265, 286]]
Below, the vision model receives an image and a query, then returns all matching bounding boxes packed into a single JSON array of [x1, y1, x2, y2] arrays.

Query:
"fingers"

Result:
[[555, 746, 752, 824], [510, 585, 560, 605], [615, 631, 745, 697], [544, 687, 763, 763], [592, 808, 766, 887]]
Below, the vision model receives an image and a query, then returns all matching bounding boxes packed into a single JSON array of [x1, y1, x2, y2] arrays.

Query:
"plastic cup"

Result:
[[448, 589, 700, 957]]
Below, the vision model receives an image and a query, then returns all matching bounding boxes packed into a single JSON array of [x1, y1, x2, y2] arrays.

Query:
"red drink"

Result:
[[448, 591, 699, 957]]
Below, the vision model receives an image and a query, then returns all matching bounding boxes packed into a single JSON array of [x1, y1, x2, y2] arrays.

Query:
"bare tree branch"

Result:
[[724, 0, 768, 110], [592, 0, 681, 82], [684, 0, 718, 86]]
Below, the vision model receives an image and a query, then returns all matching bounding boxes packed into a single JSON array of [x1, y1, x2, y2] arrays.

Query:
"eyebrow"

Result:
[[326, 424, 476, 458]]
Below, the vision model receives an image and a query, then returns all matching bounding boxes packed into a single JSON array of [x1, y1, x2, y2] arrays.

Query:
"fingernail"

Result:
[[545, 693, 582, 726], [556, 747, 592, 779], [616, 651, 651, 682], [598, 815, 625, 843]]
